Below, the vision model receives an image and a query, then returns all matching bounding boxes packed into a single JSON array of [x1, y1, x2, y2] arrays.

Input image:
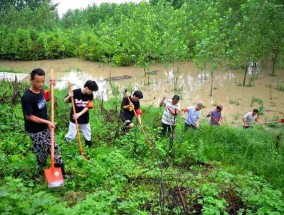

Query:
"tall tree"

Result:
[[0, 0, 55, 12], [149, 0, 185, 9], [186, 0, 228, 95], [228, 0, 283, 85]]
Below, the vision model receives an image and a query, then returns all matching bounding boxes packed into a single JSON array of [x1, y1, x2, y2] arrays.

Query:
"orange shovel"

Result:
[[44, 69, 64, 188]]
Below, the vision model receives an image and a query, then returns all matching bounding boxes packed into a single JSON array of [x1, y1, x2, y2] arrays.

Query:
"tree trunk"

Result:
[[210, 71, 213, 96], [272, 53, 277, 76], [243, 64, 248, 86], [174, 66, 179, 91], [144, 67, 147, 77], [272, 58, 276, 76], [108, 56, 112, 80]]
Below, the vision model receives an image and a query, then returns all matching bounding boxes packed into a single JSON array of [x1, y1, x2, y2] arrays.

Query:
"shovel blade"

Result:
[[44, 167, 64, 188]]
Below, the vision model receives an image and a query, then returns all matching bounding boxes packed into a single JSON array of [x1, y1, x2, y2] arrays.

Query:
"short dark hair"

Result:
[[197, 103, 203, 108], [172, 95, 180, 101], [84, 80, 98, 91], [217, 105, 223, 110], [31, 68, 45, 80], [253, 109, 259, 113], [133, 90, 143, 99]]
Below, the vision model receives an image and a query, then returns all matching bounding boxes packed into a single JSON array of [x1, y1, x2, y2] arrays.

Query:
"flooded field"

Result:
[[1, 58, 283, 126]]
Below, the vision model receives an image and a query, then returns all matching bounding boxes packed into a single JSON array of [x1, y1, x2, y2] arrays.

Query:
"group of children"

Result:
[[157, 95, 260, 135], [157, 95, 223, 135], [21, 68, 261, 178]]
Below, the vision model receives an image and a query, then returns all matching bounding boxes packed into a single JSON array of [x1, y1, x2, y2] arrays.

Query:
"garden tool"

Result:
[[164, 113, 176, 163], [44, 69, 64, 188], [261, 118, 284, 125], [165, 110, 176, 141], [124, 91, 153, 147], [68, 83, 88, 160], [184, 118, 205, 132], [209, 113, 221, 124], [182, 109, 204, 132]]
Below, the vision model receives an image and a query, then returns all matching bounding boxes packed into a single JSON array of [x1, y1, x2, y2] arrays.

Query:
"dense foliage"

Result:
[[0, 0, 283, 73], [0, 79, 284, 214]]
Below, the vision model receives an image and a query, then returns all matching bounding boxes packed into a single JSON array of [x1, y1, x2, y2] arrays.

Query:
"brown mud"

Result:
[[1, 58, 283, 126]]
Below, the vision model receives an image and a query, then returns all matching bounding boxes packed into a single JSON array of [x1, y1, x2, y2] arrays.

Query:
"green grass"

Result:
[[0, 80, 284, 214], [0, 67, 29, 74]]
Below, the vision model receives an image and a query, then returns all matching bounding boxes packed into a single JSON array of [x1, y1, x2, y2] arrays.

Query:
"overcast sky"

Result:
[[52, 0, 146, 16]]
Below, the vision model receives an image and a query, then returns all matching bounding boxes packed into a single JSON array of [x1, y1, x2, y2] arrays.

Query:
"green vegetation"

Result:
[[250, 96, 264, 115], [0, 67, 28, 74], [229, 99, 240, 105], [276, 76, 284, 91], [1, 0, 284, 212], [1, 80, 284, 214], [0, 0, 283, 73]]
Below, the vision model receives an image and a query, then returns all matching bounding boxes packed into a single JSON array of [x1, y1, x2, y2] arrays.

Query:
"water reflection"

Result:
[[55, 70, 107, 99], [0, 58, 283, 126], [0, 72, 28, 81], [166, 69, 174, 83]]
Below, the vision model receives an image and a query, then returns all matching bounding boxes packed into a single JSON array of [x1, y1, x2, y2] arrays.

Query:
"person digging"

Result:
[[159, 95, 180, 139], [21, 68, 69, 179], [120, 91, 143, 133], [64, 80, 98, 147]]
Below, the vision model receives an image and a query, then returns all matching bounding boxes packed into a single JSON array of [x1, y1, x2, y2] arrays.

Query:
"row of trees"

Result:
[[0, 0, 283, 75]]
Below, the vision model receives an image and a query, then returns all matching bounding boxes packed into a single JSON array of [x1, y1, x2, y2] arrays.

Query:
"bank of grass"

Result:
[[0, 80, 284, 214], [139, 105, 284, 189], [174, 125, 284, 187], [0, 67, 29, 74]]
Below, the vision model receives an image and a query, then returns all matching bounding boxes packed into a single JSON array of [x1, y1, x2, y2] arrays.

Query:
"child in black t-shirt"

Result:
[[120, 90, 143, 133], [64, 80, 98, 147]]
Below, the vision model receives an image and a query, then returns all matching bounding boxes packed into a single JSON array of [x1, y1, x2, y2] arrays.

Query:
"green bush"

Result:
[[77, 31, 101, 61], [112, 53, 133, 66], [15, 29, 33, 60], [0, 177, 68, 215]]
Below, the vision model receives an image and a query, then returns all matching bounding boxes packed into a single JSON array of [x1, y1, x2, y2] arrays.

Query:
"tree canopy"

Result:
[[0, 0, 283, 71]]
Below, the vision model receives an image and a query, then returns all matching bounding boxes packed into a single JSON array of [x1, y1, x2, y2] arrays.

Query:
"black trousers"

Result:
[[161, 122, 175, 135], [184, 123, 197, 130]]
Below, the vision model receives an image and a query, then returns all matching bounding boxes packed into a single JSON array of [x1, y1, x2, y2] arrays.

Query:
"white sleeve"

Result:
[[243, 112, 250, 119], [163, 99, 168, 106], [176, 104, 181, 111]]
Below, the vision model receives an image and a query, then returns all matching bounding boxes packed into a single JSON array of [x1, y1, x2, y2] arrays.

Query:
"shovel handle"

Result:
[[50, 69, 55, 168], [262, 119, 284, 124], [209, 113, 220, 123]]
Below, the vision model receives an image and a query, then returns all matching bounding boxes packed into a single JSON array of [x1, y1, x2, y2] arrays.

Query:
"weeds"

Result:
[[250, 96, 264, 115], [276, 76, 284, 91], [229, 99, 240, 105], [266, 83, 273, 99], [0, 80, 284, 214], [0, 67, 28, 74]]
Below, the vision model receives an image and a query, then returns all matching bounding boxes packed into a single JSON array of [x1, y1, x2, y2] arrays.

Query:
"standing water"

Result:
[[1, 58, 283, 126]]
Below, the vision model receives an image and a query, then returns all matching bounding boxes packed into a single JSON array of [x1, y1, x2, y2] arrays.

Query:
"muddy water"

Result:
[[1, 58, 283, 126]]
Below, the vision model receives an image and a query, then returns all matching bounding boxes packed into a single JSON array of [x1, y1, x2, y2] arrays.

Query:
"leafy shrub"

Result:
[[0, 177, 68, 215], [112, 53, 133, 66], [44, 30, 66, 59]]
